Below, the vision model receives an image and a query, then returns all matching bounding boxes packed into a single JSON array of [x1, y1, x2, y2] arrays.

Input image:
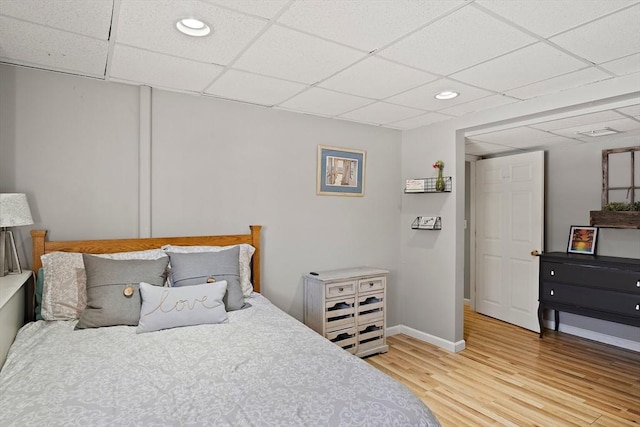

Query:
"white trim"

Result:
[[464, 298, 471, 306], [543, 320, 640, 352], [468, 160, 476, 311], [387, 324, 466, 353], [138, 85, 152, 238]]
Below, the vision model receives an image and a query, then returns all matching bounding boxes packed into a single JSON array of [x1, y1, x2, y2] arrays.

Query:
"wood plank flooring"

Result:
[[366, 306, 640, 426]]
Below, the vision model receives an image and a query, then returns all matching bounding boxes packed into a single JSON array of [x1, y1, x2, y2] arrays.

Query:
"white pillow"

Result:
[[41, 249, 167, 321], [162, 244, 255, 297], [137, 280, 228, 333]]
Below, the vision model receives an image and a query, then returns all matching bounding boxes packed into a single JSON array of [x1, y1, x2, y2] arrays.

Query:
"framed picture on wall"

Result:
[[317, 145, 366, 196], [567, 225, 598, 255]]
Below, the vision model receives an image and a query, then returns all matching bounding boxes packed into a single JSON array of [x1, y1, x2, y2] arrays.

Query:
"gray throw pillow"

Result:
[[75, 255, 169, 329], [167, 247, 246, 311]]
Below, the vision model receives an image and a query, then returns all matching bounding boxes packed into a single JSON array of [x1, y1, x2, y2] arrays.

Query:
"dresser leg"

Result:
[[538, 304, 544, 338], [554, 310, 560, 331]]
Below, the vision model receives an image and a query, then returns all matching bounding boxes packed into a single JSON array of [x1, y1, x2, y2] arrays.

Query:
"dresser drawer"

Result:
[[358, 276, 385, 294], [357, 321, 385, 352], [542, 261, 640, 294], [326, 326, 357, 353], [325, 297, 355, 331], [357, 292, 384, 323], [541, 283, 640, 318], [326, 281, 356, 298]]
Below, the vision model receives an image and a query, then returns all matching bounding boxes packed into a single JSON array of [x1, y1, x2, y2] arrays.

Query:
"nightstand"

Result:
[[0, 272, 31, 370]]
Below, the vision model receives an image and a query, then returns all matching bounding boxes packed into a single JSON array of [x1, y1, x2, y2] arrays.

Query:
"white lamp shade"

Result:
[[0, 193, 34, 227]]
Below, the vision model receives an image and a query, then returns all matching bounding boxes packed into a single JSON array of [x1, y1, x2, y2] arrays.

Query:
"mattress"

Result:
[[0, 294, 440, 426]]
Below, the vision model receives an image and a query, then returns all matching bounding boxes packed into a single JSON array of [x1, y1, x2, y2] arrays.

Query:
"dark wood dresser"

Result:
[[538, 252, 640, 338]]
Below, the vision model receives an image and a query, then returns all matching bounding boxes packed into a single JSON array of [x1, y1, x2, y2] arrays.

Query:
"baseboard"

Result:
[[387, 325, 466, 353], [387, 321, 638, 353], [464, 298, 471, 306], [543, 320, 640, 352]]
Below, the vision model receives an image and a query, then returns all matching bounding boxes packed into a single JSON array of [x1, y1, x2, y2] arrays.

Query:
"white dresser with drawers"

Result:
[[303, 267, 389, 358]]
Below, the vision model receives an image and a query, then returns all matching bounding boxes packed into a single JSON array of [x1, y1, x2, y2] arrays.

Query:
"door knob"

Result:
[[531, 250, 540, 256]]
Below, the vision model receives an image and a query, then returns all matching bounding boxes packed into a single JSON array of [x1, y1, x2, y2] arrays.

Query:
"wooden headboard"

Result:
[[31, 225, 262, 293]]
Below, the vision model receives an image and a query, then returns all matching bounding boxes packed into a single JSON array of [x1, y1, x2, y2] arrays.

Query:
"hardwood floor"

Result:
[[367, 306, 640, 426]]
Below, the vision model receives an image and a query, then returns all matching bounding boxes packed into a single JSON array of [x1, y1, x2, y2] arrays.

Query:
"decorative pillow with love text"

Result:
[[137, 280, 228, 333]]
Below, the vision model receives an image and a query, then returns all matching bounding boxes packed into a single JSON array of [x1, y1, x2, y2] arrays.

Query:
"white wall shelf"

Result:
[[411, 216, 442, 230]]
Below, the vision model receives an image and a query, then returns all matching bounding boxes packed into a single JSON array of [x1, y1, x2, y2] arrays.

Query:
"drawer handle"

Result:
[[550, 289, 554, 296], [369, 282, 374, 287], [636, 304, 639, 311], [550, 270, 555, 276], [338, 287, 344, 292], [637, 280, 640, 288]]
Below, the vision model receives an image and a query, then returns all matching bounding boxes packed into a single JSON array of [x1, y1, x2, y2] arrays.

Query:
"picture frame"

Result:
[[317, 145, 366, 196], [567, 225, 598, 255]]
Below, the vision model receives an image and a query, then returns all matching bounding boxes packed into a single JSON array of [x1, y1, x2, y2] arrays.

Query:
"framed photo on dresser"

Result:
[[567, 225, 598, 255]]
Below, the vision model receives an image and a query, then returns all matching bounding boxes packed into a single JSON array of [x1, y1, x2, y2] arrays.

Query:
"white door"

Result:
[[475, 151, 544, 332]]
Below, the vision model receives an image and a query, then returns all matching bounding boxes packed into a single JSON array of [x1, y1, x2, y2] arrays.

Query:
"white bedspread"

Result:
[[0, 294, 439, 426]]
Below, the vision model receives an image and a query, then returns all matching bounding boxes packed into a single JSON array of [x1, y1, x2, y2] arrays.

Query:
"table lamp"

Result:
[[0, 193, 34, 276]]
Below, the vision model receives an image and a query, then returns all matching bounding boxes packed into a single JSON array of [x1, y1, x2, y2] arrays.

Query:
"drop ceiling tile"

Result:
[[550, 4, 640, 64], [339, 102, 424, 125], [116, 0, 267, 65], [387, 112, 453, 130], [476, 0, 637, 38], [379, 4, 535, 75], [0, 0, 112, 39], [505, 67, 613, 100], [277, 0, 464, 51], [551, 117, 640, 140], [502, 134, 580, 149], [438, 94, 520, 117], [530, 110, 626, 131], [278, 87, 373, 116], [471, 126, 552, 145], [205, 69, 307, 106], [318, 57, 436, 99], [0, 16, 108, 77], [204, 0, 290, 19], [451, 43, 586, 92], [110, 45, 223, 92], [465, 140, 520, 156], [599, 53, 640, 77], [615, 104, 640, 117], [233, 25, 364, 84], [386, 78, 492, 111], [468, 133, 578, 153]]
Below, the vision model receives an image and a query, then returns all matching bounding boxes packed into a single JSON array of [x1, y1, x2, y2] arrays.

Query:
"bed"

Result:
[[0, 226, 440, 426]]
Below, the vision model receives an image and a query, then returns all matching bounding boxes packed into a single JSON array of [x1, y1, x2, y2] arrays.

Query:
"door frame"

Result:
[[466, 156, 477, 311]]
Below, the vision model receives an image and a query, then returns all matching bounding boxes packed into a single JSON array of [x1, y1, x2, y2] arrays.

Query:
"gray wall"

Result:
[[546, 136, 640, 258], [400, 121, 465, 349], [0, 65, 141, 252], [0, 64, 402, 322]]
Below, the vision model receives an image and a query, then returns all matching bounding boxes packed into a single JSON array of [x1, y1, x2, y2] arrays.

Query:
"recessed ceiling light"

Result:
[[434, 91, 459, 100], [176, 18, 211, 37], [576, 127, 620, 137]]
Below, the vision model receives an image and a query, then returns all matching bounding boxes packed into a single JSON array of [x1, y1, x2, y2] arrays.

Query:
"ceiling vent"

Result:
[[576, 127, 621, 137]]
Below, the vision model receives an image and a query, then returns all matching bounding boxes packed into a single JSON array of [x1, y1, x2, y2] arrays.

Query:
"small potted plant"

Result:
[[433, 160, 445, 191], [590, 201, 640, 229]]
